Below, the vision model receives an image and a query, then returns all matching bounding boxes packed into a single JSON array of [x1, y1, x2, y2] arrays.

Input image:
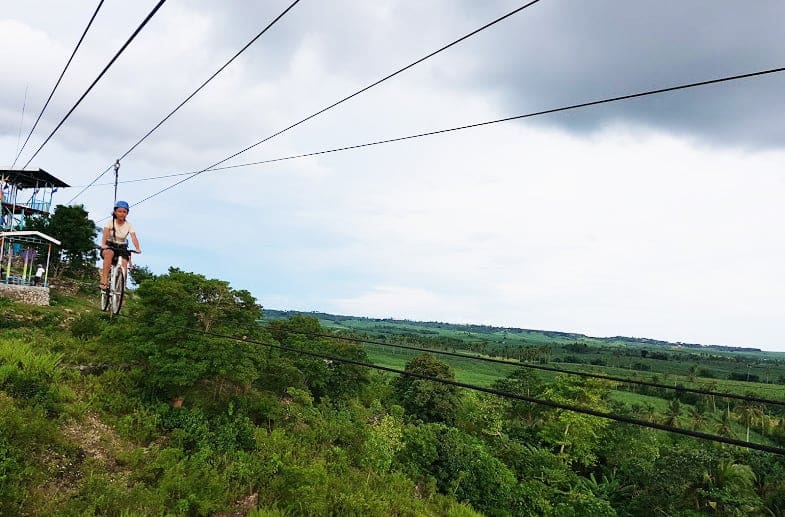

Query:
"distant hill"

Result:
[[261, 309, 763, 353]]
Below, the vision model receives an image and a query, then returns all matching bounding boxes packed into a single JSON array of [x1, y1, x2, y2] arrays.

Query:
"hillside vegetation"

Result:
[[1, 269, 785, 515]]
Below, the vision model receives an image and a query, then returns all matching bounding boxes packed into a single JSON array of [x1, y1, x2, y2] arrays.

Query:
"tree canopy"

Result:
[[24, 204, 97, 276], [393, 353, 461, 424], [126, 268, 264, 399]]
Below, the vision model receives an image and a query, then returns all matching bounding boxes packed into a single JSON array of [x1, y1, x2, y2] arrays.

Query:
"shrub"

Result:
[[397, 423, 522, 515], [116, 405, 162, 444], [0, 393, 62, 514], [57, 471, 164, 515], [70, 312, 106, 340], [0, 340, 64, 410]]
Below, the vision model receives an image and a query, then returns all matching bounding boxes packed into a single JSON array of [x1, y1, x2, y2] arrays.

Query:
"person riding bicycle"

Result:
[[100, 200, 141, 290]]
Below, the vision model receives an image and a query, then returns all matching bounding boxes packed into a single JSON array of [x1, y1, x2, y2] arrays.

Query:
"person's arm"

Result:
[[101, 227, 110, 248], [130, 232, 141, 253]]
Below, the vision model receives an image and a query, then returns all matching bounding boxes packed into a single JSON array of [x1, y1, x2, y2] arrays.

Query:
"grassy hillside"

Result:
[[263, 309, 785, 398], [2, 277, 785, 516]]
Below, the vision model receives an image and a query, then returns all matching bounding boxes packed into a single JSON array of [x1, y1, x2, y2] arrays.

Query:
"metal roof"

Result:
[[0, 169, 70, 189], [0, 231, 61, 246]]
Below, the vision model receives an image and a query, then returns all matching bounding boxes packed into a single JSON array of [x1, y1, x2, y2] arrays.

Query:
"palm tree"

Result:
[[644, 403, 658, 423], [688, 405, 705, 431], [701, 459, 759, 514], [664, 399, 682, 427], [735, 398, 765, 443], [717, 408, 734, 438], [703, 380, 719, 413]]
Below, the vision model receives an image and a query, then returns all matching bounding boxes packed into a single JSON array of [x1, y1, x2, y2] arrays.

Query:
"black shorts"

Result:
[[105, 243, 130, 263]]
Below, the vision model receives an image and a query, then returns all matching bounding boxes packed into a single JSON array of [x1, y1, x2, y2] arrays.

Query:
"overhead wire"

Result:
[[108, 303, 785, 407], [12, 85, 29, 166], [301, 321, 785, 393], [75, 1, 782, 424], [12, 0, 105, 168], [21, 0, 168, 170], [274, 327, 785, 407], [146, 320, 785, 456], [66, 0, 302, 205], [85, 63, 784, 408], [123, 0, 545, 208], [103, 65, 785, 209]]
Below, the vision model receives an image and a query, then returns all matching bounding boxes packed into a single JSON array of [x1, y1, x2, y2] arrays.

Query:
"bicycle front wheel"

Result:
[[111, 268, 125, 315], [100, 286, 110, 311]]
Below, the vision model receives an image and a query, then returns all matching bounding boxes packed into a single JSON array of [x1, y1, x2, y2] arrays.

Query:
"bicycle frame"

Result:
[[100, 248, 136, 316]]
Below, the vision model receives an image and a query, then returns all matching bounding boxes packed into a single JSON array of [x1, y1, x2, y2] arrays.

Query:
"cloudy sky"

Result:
[[2, 1, 784, 350]]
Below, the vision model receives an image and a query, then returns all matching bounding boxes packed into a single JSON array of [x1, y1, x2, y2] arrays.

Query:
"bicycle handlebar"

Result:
[[97, 245, 140, 253]]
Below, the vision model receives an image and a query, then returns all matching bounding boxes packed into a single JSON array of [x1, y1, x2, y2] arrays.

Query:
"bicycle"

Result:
[[100, 246, 138, 316]]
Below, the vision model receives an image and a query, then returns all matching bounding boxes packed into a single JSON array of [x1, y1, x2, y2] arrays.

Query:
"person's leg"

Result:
[[100, 249, 114, 288]]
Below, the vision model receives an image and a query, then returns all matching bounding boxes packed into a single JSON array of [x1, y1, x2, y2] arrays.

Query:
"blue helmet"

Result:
[[114, 200, 130, 211]]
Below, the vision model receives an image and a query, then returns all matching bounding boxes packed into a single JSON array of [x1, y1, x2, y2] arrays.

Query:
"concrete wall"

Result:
[[0, 283, 49, 305]]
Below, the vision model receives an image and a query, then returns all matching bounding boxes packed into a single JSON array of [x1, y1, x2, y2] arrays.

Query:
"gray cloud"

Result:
[[166, 0, 785, 151], [455, 0, 785, 149], [3, 1, 785, 349]]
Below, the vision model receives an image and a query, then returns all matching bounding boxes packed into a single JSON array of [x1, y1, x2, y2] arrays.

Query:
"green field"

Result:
[[263, 309, 785, 424]]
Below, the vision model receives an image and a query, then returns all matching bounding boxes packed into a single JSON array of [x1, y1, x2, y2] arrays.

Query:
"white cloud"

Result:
[[2, 1, 784, 351]]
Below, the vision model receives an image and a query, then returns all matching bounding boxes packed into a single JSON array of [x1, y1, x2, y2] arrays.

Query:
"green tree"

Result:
[[746, 450, 785, 515], [627, 446, 717, 515], [455, 391, 504, 438], [397, 423, 522, 515], [538, 377, 610, 467], [393, 354, 461, 424], [127, 268, 264, 401], [492, 368, 543, 427], [699, 459, 761, 515], [594, 423, 660, 512], [266, 316, 369, 400], [664, 399, 682, 427], [642, 403, 658, 423], [361, 414, 404, 474], [717, 408, 734, 438], [688, 405, 706, 431], [704, 380, 719, 413], [128, 264, 155, 287], [734, 397, 765, 443], [24, 204, 98, 277]]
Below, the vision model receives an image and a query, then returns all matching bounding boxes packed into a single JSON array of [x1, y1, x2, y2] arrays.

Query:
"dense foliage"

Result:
[[1, 270, 785, 515], [23, 204, 98, 277]]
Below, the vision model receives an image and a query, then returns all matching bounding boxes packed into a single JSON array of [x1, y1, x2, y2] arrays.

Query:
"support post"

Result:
[[5, 239, 12, 282], [0, 235, 5, 283], [22, 248, 29, 285], [44, 244, 51, 287]]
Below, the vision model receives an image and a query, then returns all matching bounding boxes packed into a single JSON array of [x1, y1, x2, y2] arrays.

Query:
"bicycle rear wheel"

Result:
[[111, 268, 125, 315], [100, 270, 110, 311]]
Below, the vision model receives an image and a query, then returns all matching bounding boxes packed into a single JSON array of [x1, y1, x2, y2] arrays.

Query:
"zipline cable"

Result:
[[12, 86, 29, 166], [155, 321, 785, 456], [105, 65, 785, 208], [66, 0, 302, 205], [21, 0, 167, 170], [123, 0, 544, 207], [12, 0, 105, 168], [232, 317, 785, 406], [271, 327, 785, 407], [290, 320, 785, 393]]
